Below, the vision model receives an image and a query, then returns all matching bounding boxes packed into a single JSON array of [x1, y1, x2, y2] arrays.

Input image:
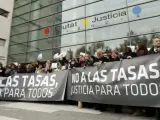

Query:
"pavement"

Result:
[[0, 101, 155, 120]]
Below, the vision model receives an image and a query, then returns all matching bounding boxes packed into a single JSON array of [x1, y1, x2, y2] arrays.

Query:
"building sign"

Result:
[[58, 9, 128, 34]]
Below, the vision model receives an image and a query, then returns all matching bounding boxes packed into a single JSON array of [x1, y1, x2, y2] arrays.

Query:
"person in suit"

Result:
[[149, 37, 160, 120], [148, 37, 160, 54]]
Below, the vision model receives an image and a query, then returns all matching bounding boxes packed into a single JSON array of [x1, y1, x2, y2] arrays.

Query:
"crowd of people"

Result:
[[1, 37, 160, 76], [0, 37, 160, 119]]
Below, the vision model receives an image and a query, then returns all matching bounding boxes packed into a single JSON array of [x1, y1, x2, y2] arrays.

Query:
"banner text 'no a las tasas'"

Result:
[[67, 54, 160, 107]]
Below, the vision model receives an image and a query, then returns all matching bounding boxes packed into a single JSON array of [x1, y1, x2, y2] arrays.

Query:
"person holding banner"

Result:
[[148, 37, 160, 120], [93, 49, 109, 65], [123, 47, 137, 59], [36, 64, 45, 73], [84, 54, 94, 67], [149, 37, 160, 54], [17, 64, 26, 73], [45, 60, 52, 73], [136, 44, 148, 57], [26, 64, 35, 73], [0, 62, 5, 77]]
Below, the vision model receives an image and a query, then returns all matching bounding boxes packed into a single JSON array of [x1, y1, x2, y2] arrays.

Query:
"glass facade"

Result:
[[8, 0, 160, 63]]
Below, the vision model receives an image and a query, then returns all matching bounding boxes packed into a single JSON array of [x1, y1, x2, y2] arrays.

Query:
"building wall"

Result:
[[8, 0, 160, 63], [0, 0, 14, 65]]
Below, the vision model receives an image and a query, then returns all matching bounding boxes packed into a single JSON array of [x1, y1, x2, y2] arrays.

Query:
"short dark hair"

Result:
[[151, 36, 160, 44]]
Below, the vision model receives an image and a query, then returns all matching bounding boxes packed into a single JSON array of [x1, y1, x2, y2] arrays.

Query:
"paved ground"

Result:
[[0, 101, 155, 120]]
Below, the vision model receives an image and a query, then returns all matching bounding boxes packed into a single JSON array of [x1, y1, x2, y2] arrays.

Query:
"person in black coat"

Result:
[[5, 63, 17, 76], [84, 54, 93, 67], [17, 64, 26, 73], [148, 37, 160, 55], [26, 64, 35, 73], [0, 62, 5, 77], [93, 49, 109, 65], [149, 37, 160, 120], [123, 47, 137, 59], [110, 50, 120, 61]]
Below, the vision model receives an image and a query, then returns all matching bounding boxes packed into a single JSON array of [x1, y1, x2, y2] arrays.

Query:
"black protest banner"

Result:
[[0, 70, 68, 101], [67, 54, 160, 107]]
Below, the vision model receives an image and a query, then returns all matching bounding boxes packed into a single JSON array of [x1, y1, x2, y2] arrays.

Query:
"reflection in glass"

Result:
[[86, 0, 126, 16], [86, 38, 130, 55], [62, 0, 85, 11], [127, 0, 153, 6], [128, 1, 160, 21], [61, 32, 85, 47], [62, 7, 85, 22], [129, 16, 160, 35], [86, 23, 129, 43]]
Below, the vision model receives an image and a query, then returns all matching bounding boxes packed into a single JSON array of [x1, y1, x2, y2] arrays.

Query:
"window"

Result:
[[40, 3, 62, 18], [13, 4, 31, 16], [86, 0, 126, 16], [12, 13, 30, 26], [61, 32, 85, 47], [9, 43, 27, 55], [39, 27, 53, 39], [129, 16, 160, 35], [0, 8, 9, 18], [61, 19, 85, 35], [62, 7, 85, 23], [27, 38, 53, 52], [29, 30, 40, 41], [14, 0, 31, 8], [53, 36, 61, 48], [39, 0, 61, 8], [86, 38, 130, 55], [10, 33, 28, 44], [0, 38, 6, 46], [62, 0, 85, 11], [86, 8, 128, 30], [86, 23, 129, 43], [11, 23, 29, 35], [128, 1, 160, 21], [30, 10, 40, 20], [61, 45, 85, 58], [8, 54, 26, 63], [127, 0, 153, 6], [27, 50, 52, 62], [31, 1, 40, 11]]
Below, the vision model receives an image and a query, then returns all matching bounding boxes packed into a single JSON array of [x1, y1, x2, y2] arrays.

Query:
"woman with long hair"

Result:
[[136, 44, 148, 56]]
